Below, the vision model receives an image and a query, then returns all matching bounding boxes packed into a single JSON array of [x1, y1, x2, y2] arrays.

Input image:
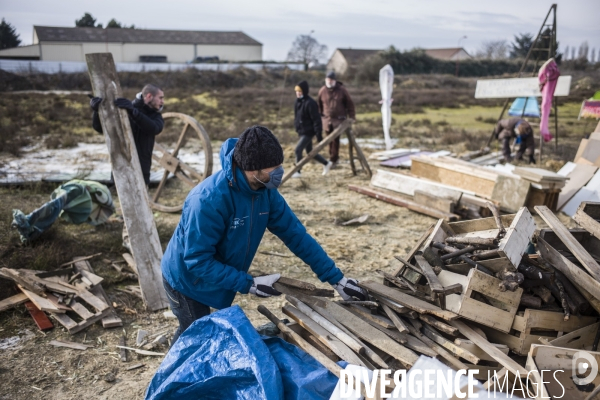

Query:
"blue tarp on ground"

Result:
[[145, 305, 338, 400]]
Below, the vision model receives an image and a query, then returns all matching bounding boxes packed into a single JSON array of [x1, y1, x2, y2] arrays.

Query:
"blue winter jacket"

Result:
[[161, 138, 344, 309]]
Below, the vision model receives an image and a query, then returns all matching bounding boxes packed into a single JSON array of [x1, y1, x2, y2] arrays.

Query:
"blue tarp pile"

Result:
[[145, 305, 339, 400]]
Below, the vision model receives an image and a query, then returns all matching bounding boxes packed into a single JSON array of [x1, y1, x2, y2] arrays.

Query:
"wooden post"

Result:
[[85, 53, 168, 311]]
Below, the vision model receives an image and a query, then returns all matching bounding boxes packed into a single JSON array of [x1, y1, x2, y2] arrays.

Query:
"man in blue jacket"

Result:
[[162, 125, 367, 343]]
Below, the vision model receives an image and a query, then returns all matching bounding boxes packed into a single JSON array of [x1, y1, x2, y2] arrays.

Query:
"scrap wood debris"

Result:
[[258, 203, 600, 394], [0, 255, 122, 334]]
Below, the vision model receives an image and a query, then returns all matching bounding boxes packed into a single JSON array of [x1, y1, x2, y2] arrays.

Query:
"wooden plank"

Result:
[[18, 286, 64, 313], [421, 324, 480, 364], [537, 236, 600, 310], [516, 309, 597, 335], [450, 319, 525, 377], [281, 120, 352, 184], [513, 167, 568, 183], [282, 305, 364, 366], [453, 339, 509, 362], [344, 305, 395, 329], [273, 282, 334, 298], [49, 340, 93, 351], [574, 202, 600, 239], [73, 260, 122, 328], [45, 294, 72, 312], [86, 53, 168, 311], [380, 303, 408, 333], [70, 301, 95, 320], [497, 207, 536, 269], [24, 301, 53, 331], [0, 293, 28, 312], [491, 175, 531, 213], [414, 190, 455, 213], [359, 280, 459, 321], [414, 255, 443, 293], [0, 268, 47, 297], [68, 309, 111, 334], [122, 253, 138, 275], [536, 205, 600, 281], [297, 295, 419, 366], [418, 314, 458, 336], [557, 164, 597, 210], [370, 169, 467, 201], [405, 319, 468, 371], [348, 185, 459, 221], [78, 270, 103, 287], [77, 289, 109, 312], [410, 157, 497, 198], [51, 312, 78, 331]]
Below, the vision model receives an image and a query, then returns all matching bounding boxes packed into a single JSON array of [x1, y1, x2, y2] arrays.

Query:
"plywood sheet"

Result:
[[557, 163, 598, 210]]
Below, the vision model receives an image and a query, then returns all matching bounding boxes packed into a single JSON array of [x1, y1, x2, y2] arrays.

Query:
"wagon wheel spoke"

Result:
[[152, 170, 170, 203], [151, 112, 213, 213], [172, 123, 190, 157]]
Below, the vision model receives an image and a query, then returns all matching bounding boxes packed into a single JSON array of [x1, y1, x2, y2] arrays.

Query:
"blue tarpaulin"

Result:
[[145, 305, 338, 400], [508, 97, 540, 118]]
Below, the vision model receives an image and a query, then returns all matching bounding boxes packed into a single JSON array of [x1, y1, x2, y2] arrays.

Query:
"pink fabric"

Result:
[[538, 59, 560, 142]]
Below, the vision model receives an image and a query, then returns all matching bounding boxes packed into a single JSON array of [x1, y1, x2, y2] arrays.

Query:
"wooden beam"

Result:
[[281, 120, 351, 185], [24, 301, 53, 331], [450, 319, 525, 377], [0, 293, 28, 312], [359, 280, 459, 321], [85, 52, 167, 311], [348, 185, 459, 221], [536, 205, 600, 282]]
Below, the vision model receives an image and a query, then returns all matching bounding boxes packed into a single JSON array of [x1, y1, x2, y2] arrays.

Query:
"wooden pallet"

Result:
[[50, 288, 110, 334], [574, 202, 600, 239], [437, 268, 522, 333], [481, 309, 597, 356]]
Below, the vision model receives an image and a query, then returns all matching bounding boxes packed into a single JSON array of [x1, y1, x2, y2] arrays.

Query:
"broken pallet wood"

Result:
[[359, 280, 459, 321], [0, 293, 28, 313]]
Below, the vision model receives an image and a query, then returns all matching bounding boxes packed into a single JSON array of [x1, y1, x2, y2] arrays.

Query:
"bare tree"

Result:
[[476, 40, 509, 59], [564, 45, 570, 60], [578, 41, 589, 60], [287, 34, 328, 71], [591, 48, 597, 63]]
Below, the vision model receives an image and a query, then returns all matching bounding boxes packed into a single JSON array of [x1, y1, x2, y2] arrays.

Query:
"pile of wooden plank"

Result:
[[261, 204, 600, 398], [349, 153, 572, 221], [0, 256, 122, 333]]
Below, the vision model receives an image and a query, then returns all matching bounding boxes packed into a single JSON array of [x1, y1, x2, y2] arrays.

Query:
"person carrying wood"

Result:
[[291, 80, 333, 178], [493, 118, 536, 164], [161, 126, 367, 344], [89, 84, 165, 185], [317, 71, 356, 166]]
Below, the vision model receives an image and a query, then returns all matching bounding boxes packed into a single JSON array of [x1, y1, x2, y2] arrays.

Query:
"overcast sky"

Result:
[[2, 0, 599, 61]]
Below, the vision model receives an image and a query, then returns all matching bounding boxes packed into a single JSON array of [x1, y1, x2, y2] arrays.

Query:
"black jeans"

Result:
[[295, 135, 327, 170], [163, 277, 211, 344]]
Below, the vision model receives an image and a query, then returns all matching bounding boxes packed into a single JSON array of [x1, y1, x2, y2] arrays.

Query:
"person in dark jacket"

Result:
[[317, 71, 356, 164], [493, 118, 536, 164], [161, 125, 367, 344], [90, 84, 165, 185], [292, 81, 333, 178]]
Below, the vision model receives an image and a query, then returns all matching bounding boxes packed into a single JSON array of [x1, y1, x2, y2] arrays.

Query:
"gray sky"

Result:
[[2, 0, 599, 61]]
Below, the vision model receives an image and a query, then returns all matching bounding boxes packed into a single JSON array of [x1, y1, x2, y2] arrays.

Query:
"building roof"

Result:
[[335, 48, 381, 63], [33, 26, 261, 46], [424, 48, 470, 60]]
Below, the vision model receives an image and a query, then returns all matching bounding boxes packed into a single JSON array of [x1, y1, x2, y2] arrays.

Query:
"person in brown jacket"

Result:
[[317, 71, 356, 165], [493, 118, 536, 164]]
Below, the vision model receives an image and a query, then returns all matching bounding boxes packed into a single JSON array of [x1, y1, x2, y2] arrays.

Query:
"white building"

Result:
[[0, 26, 262, 63]]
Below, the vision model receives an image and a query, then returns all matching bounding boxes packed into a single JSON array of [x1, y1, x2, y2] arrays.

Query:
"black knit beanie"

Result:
[[233, 125, 284, 171]]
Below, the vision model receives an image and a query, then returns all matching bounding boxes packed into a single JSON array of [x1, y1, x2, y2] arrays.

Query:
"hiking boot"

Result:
[[322, 161, 333, 176]]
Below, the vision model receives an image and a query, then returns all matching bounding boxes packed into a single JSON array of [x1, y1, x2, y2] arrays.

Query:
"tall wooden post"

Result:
[[85, 53, 168, 311]]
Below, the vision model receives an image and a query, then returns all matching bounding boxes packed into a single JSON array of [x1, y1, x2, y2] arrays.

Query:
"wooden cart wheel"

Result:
[[150, 112, 213, 212]]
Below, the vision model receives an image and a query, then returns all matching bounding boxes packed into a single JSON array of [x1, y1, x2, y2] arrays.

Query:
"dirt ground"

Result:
[[0, 70, 598, 399], [0, 143, 437, 400]]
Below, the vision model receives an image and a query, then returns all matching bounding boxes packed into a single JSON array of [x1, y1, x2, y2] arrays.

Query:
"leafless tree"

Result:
[[564, 45, 570, 60], [591, 48, 597, 63], [287, 34, 328, 71], [578, 41, 589, 60], [476, 40, 509, 60]]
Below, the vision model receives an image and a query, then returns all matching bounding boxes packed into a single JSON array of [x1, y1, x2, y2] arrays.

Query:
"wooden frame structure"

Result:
[[281, 120, 371, 185]]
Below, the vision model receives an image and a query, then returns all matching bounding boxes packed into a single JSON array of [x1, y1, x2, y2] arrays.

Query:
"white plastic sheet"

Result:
[[379, 64, 394, 151]]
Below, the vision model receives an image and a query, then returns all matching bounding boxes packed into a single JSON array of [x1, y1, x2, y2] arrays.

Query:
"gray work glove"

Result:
[[90, 96, 102, 111], [332, 277, 368, 301], [249, 273, 282, 298]]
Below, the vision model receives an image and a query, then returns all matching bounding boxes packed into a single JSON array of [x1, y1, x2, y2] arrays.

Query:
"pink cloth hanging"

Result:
[[538, 58, 560, 142]]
